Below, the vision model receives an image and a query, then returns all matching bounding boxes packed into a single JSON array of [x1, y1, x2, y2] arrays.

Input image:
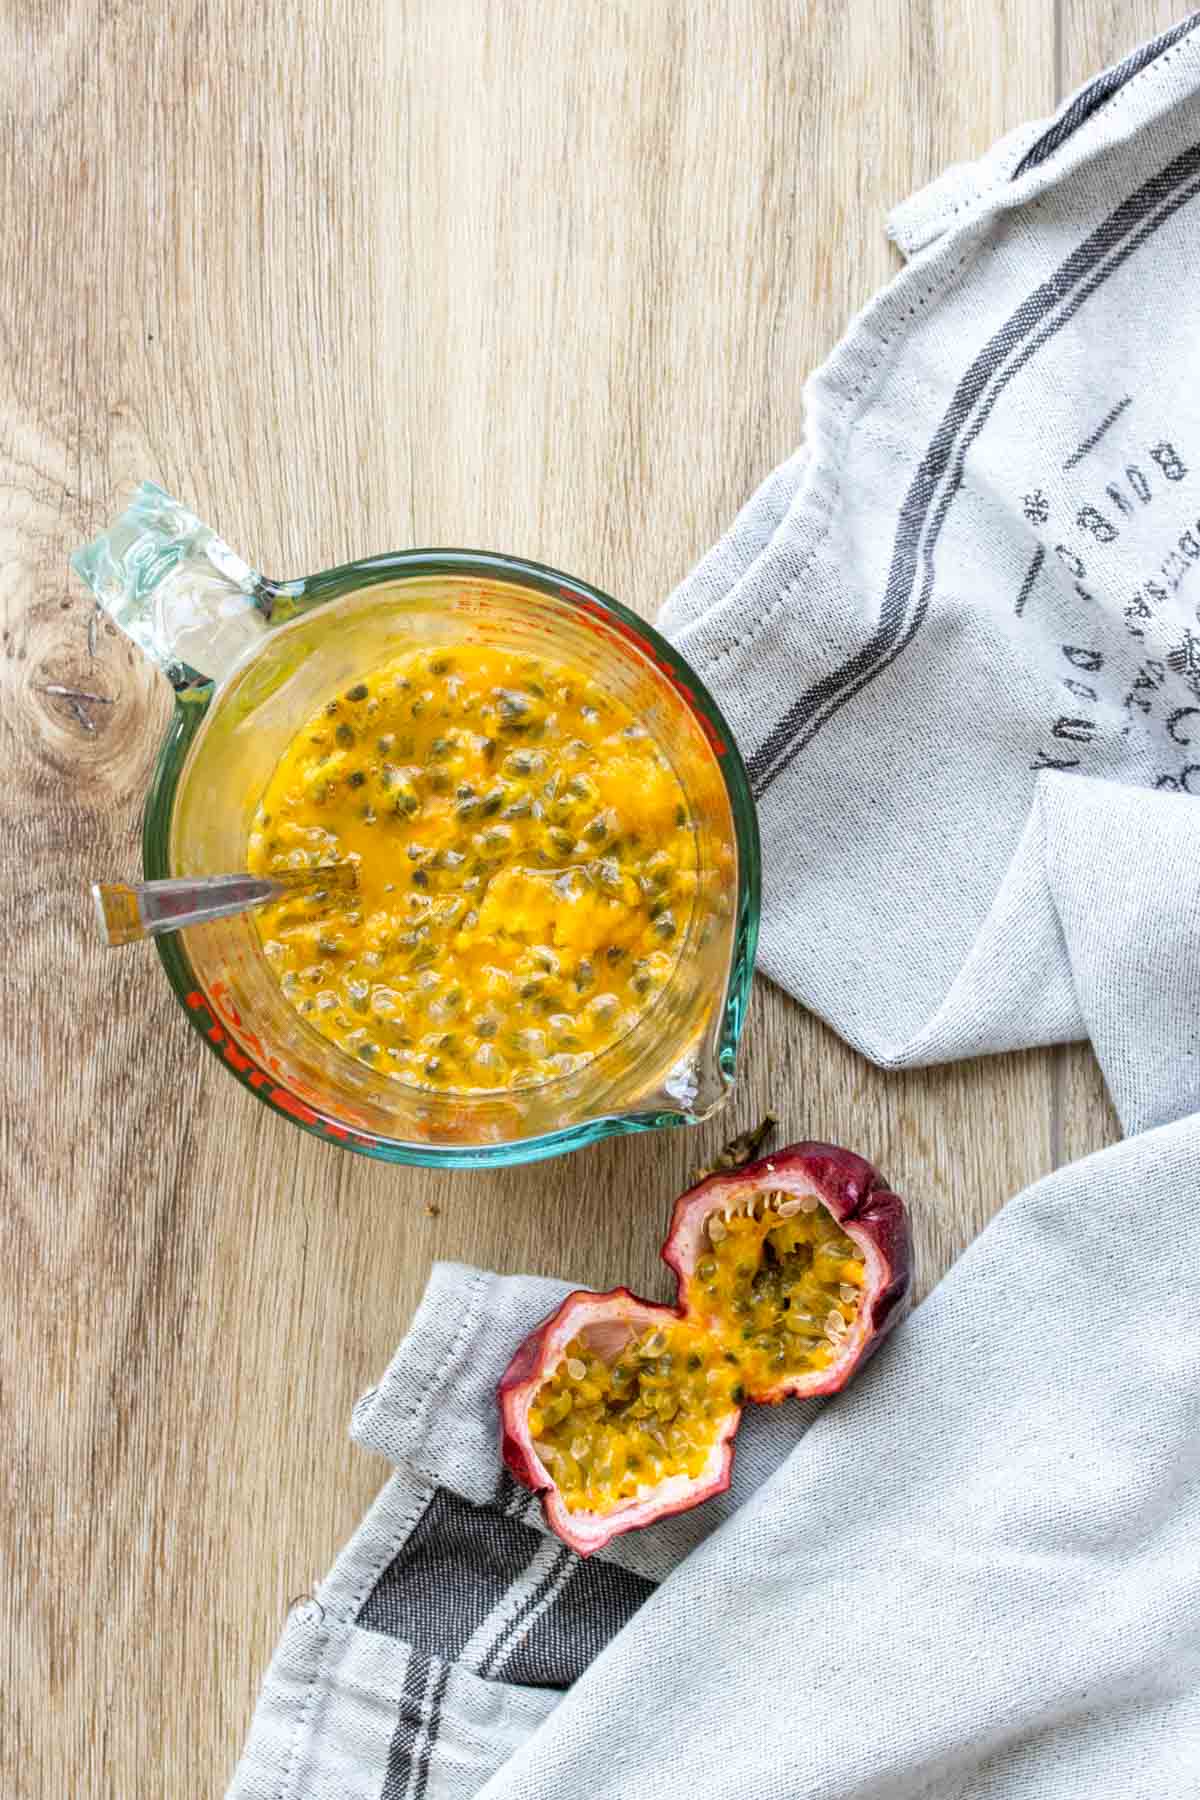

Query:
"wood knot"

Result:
[[36, 679, 115, 736]]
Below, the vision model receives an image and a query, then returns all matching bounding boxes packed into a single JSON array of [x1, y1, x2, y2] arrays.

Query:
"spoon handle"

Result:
[[91, 867, 356, 946]]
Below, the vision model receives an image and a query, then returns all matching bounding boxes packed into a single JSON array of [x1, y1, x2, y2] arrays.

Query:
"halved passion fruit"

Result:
[[499, 1141, 911, 1553]]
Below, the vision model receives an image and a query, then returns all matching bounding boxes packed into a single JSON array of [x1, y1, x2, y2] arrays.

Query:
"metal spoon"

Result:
[[91, 865, 358, 946]]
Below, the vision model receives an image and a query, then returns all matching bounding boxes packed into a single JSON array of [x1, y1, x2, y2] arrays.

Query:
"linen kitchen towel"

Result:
[[230, 17, 1200, 1800], [225, 1263, 826, 1800], [660, 10, 1200, 1136]]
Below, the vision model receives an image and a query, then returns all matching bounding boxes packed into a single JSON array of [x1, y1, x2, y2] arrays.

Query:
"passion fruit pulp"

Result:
[[499, 1141, 911, 1554]]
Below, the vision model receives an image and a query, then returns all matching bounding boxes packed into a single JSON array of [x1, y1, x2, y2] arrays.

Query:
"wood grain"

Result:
[[2, 2, 1164, 1792]]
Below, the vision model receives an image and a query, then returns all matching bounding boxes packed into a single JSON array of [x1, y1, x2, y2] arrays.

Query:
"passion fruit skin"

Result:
[[499, 1142, 911, 1553], [664, 1142, 912, 1403], [498, 1287, 739, 1555]]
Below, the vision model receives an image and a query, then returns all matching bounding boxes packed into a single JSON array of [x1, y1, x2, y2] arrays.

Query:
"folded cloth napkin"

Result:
[[229, 17, 1200, 1799]]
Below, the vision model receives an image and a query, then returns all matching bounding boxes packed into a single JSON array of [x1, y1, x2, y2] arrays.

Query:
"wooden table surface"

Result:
[[4, 2, 1175, 1793]]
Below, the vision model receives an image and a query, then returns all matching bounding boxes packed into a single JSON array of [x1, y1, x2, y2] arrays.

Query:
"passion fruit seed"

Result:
[[250, 643, 700, 1096], [501, 1145, 912, 1556], [523, 1193, 872, 1517]]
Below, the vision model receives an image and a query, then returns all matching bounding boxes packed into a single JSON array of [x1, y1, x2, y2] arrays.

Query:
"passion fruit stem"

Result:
[[692, 1113, 777, 1182]]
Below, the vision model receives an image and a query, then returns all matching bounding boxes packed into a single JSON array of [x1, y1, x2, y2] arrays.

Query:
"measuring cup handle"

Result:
[[70, 482, 275, 691]]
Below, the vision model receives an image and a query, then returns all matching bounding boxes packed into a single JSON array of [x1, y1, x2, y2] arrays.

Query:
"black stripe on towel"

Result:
[[380, 1650, 432, 1800], [358, 1486, 545, 1661], [499, 1552, 656, 1689]]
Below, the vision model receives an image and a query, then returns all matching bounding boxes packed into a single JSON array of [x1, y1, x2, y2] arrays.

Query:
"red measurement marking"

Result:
[[207, 980, 282, 1074], [184, 987, 362, 1144], [269, 1087, 322, 1127]]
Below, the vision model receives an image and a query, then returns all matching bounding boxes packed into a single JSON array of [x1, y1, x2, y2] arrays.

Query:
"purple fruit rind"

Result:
[[499, 1141, 912, 1549], [498, 1286, 740, 1554]]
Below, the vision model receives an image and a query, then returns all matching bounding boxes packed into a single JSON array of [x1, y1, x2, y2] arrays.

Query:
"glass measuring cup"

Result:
[[74, 485, 760, 1167]]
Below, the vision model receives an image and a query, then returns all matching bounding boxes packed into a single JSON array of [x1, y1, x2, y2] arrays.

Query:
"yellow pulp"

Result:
[[246, 645, 697, 1092], [529, 1197, 865, 1514]]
